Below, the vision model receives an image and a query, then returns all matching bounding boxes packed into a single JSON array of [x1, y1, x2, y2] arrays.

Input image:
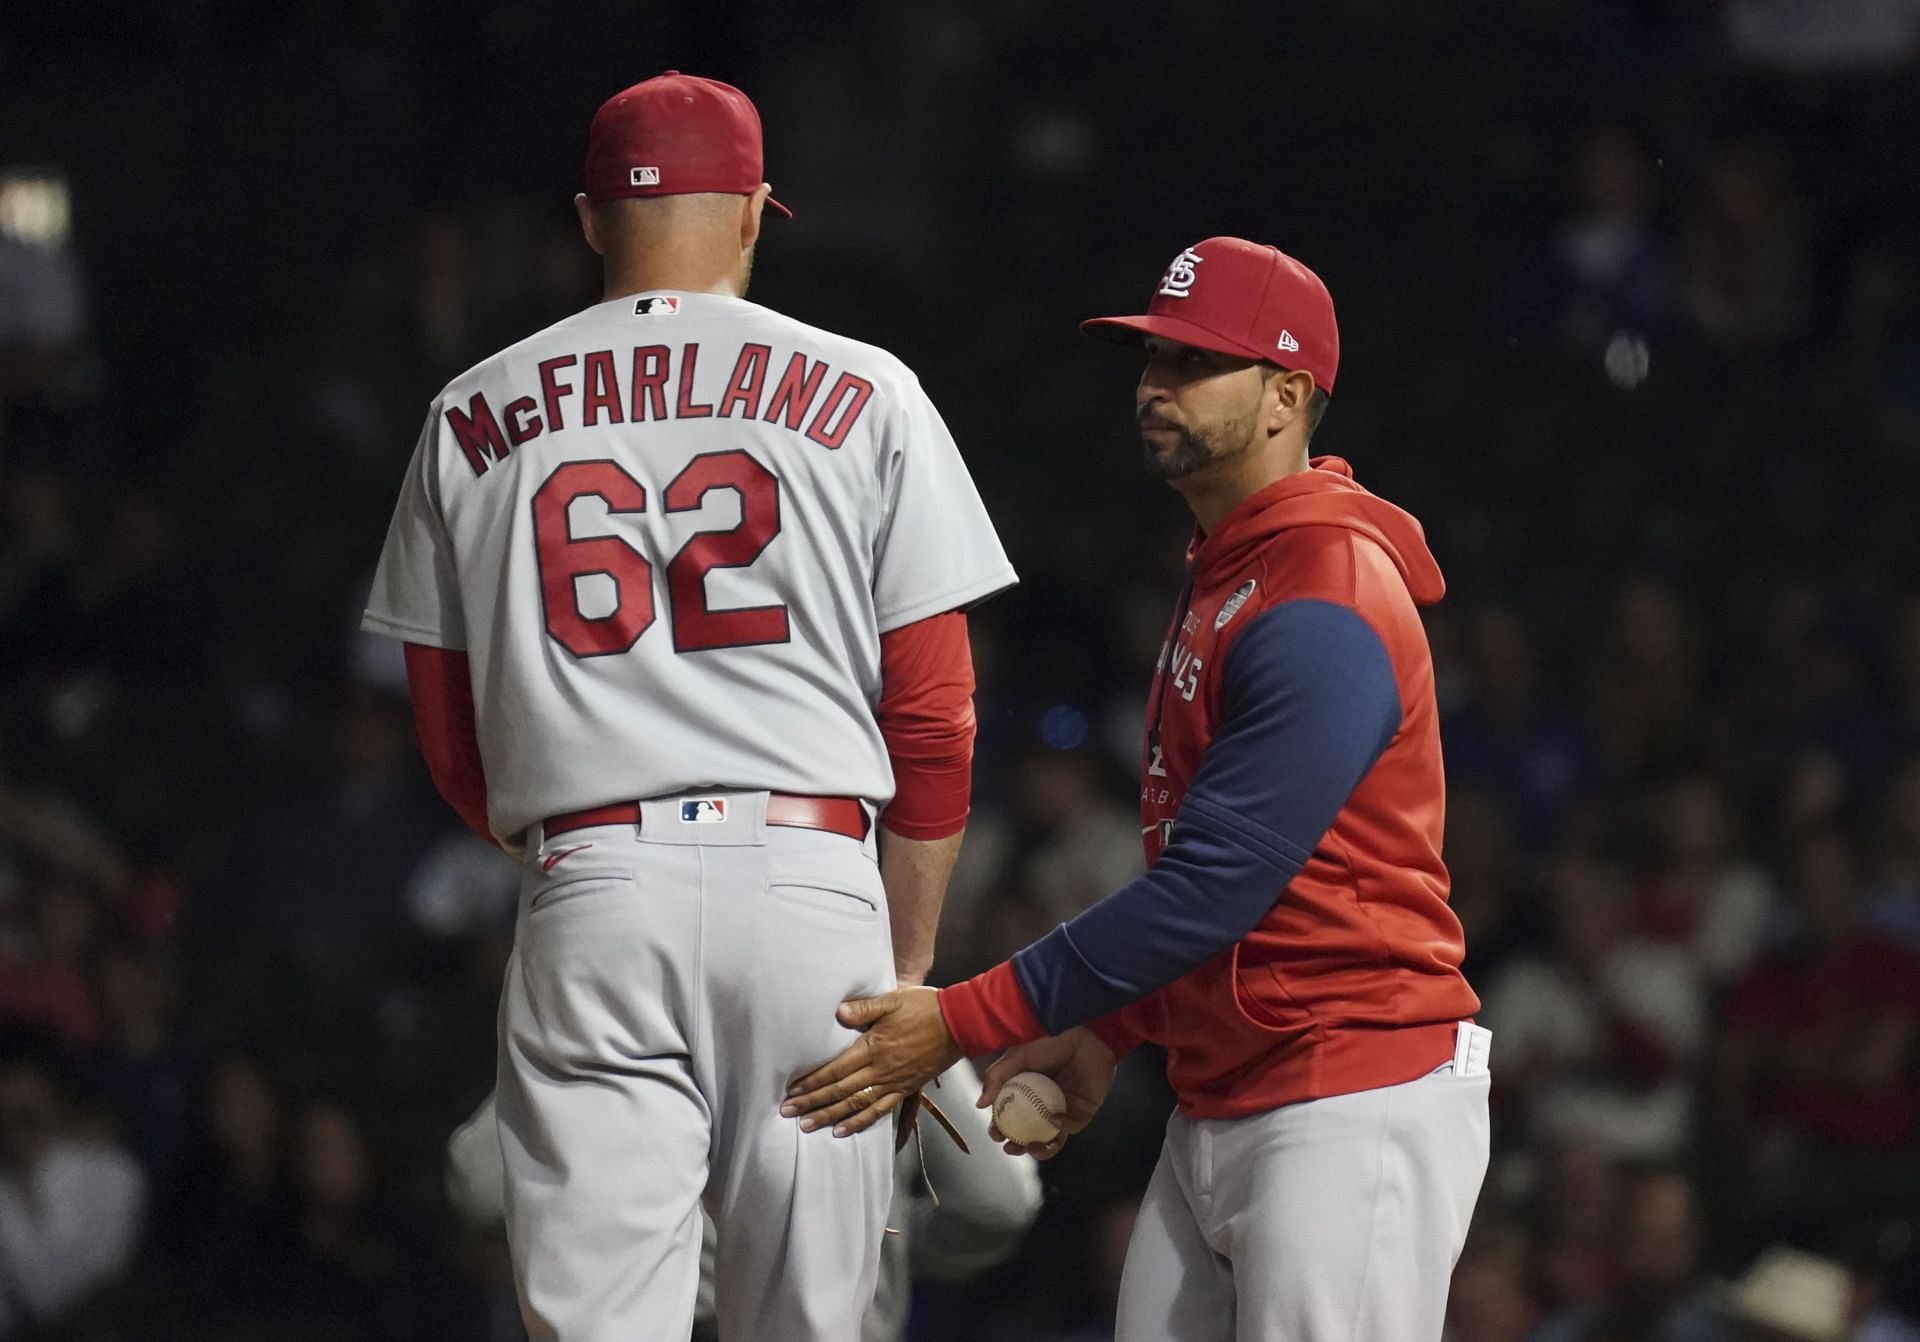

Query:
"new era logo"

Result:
[[1277, 330, 1300, 353], [633, 295, 681, 316], [681, 798, 728, 824], [630, 166, 660, 186]]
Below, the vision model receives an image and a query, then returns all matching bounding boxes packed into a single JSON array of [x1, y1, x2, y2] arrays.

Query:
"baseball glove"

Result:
[[895, 1086, 969, 1156], [889, 1079, 970, 1229]]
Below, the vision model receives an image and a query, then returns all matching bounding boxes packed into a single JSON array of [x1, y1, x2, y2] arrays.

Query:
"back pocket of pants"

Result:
[[528, 871, 634, 914], [770, 879, 879, 922]]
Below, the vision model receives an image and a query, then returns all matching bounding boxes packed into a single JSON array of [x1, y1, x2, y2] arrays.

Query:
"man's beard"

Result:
[[1139, 412, 1253, 480]]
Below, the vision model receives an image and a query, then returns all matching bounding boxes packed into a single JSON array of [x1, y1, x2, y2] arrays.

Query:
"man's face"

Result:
[[1135, 337, 1269, 481]]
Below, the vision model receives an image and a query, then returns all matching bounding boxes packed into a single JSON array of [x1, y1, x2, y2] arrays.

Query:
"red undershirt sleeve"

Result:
[[403, 643, 496, 848], [1085, 1010, 1147, 1059], [876, 610, 975, 840], [938, 969, 1147, 1059], [937, 961, 1046, 1057]]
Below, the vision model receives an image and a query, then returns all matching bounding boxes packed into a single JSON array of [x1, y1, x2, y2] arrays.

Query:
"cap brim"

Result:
[[767, 194, 792, 219], [1080, 313, 1264, 363]]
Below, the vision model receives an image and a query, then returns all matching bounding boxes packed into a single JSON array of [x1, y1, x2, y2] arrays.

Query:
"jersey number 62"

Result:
[[531, 449, 789, 658]]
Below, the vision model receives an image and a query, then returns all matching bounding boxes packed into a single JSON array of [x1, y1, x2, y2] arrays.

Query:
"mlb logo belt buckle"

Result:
[[680, 797, 729, 824]]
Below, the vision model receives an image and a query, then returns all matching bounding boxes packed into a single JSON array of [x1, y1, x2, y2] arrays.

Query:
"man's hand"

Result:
[[782, 986, 963, 1137], [979, 1028, 1117, 1160]]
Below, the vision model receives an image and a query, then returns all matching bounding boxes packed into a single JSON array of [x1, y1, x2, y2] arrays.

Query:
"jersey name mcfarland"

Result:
[[444, 341, 876, 479]]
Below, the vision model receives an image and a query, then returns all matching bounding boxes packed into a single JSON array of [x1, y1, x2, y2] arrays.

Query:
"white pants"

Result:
[[496, 792, 896, 1342], [1116, 1062, 1491, 1342]]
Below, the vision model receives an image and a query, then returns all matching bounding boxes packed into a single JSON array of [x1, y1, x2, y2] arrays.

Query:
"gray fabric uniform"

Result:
[[1115, 1057, 1491, 1342], [447, 1058, 1043, 1340], [499, 805, 894, 1339], [367, 291, 1015, 1341], [362, 290, 1016, 847]]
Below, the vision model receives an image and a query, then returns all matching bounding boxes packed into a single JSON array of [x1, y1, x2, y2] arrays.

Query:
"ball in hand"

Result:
[[992, 1071, 1066, 1145]]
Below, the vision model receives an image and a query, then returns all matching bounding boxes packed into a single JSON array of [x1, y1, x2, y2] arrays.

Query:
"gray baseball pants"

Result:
[[496, 792, 895, 1341], [1116, 1055, 1491, 1342]]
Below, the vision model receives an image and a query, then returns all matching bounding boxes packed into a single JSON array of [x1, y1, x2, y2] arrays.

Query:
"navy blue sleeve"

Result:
[[1010, 599, 1403, 1035]]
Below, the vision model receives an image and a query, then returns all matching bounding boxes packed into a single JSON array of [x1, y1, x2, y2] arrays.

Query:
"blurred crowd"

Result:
[[3, 1, 1920, 1339]]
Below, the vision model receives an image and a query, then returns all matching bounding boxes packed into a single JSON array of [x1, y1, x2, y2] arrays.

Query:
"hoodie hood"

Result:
[[1187, 457, 1445, 605]]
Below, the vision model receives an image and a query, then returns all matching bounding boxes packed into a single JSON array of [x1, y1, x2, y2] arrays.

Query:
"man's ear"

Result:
[[741, 184, 771, 251], [574, 193, 603, 257], [1268, 368, 1316, 434]]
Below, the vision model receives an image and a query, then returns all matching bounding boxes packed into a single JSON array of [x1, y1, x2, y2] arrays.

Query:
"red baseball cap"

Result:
[[1082, 237, 1339, 393], [584, 71, 790, 217]]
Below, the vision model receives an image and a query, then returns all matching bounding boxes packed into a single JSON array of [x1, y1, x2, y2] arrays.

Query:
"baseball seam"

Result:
[[999, 1081, 1062, 1140]]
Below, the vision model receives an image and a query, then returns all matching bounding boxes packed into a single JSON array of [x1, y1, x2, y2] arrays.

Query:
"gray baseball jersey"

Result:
[[364, 290, 1014, 1340], [362, 290, 1015, 844]]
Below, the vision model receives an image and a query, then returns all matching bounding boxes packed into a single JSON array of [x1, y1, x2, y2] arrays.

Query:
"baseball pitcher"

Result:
[[362, 72, 1015, 1341]]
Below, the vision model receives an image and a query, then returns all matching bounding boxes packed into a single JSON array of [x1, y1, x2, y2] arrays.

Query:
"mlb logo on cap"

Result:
[[681, 798, 728, 824], [584, 71, 791, 217]]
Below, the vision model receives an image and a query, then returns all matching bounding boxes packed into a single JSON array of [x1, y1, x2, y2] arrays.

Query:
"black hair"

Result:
[[1304, 387, 1331, 442], [1262, 366, 1330, 443]]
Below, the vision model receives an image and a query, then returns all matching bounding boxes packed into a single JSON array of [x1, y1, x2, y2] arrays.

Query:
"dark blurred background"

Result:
[[4, 2, 1920, 1339]]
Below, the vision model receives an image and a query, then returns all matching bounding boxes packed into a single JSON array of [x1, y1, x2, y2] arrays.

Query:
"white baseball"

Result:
[[992, 1071, 1066, 1145]]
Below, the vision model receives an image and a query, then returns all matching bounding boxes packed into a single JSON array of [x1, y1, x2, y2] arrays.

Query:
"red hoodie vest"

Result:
[[1092, 458, 1479, 1118]]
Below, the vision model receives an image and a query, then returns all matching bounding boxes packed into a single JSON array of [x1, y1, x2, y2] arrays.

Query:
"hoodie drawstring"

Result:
[[1147, 573, 1197, 766]]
